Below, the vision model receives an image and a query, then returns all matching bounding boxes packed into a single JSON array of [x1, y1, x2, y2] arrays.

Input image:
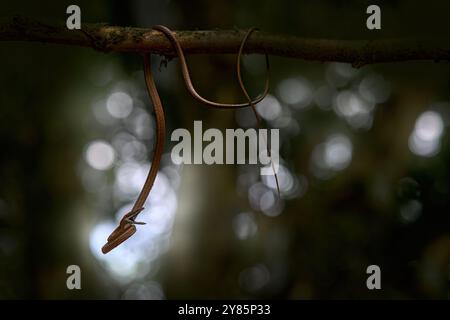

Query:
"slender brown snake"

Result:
[[152, 25, 270, 110], [236, 28, 280, 195], [102, 26, 271, 254], [101, 54, 165, 254]]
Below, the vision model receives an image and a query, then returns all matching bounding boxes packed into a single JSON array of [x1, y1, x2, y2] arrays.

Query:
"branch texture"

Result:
[[2, 16, 450, 66]]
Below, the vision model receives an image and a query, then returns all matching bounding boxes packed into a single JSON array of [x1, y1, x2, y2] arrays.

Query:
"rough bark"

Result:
[[2, 16, 450, 67]]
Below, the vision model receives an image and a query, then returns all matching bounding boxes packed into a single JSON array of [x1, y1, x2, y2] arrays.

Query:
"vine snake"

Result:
[[102, 26, 271, 254]]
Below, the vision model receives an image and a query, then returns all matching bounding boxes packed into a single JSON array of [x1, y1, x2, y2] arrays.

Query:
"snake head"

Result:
[[101, 207, 146, 254], [101, 223, 136, 254]]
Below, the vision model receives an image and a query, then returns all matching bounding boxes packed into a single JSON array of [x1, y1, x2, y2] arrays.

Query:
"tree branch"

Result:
[[2, 16, 450, 67]]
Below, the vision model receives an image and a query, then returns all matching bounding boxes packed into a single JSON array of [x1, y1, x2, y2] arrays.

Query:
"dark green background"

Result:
[[1, 0, 450, 299]]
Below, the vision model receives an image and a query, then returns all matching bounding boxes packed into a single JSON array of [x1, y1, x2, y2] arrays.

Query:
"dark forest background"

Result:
[[1, 0, 450, 299]]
